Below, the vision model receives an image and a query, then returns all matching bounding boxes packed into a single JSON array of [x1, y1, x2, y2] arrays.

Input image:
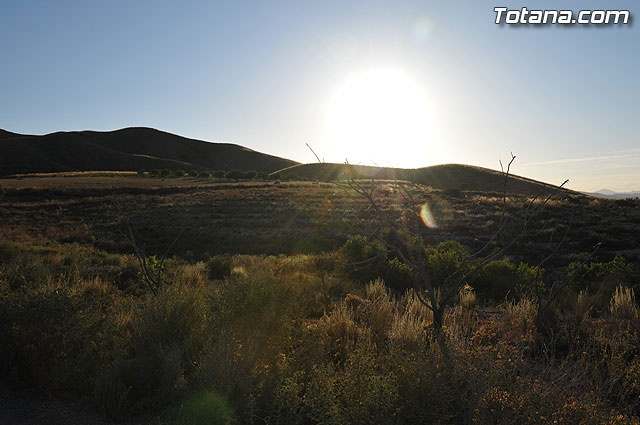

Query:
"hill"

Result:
[[274, 162, 570, 197], [587, 189, 640, 199], [0, 127, 298, 176]]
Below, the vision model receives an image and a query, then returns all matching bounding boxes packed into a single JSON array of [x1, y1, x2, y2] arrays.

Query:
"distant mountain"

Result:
[[0, 127, 298, 176], [587, 189, 640, 199], [274, 163, 576, 197]]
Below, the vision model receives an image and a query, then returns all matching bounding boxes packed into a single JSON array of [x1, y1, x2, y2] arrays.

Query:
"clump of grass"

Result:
[[572, 290, 593, 326], [172, 261, 208, 286], [321, 303, 360, 344], [388, 291, 433, 349], [505, 297, 537, 322], [357, 279, 394, 342], [444, 305, 477, 346], [503, 296, 537, 339], [609, 285, 639, 321]]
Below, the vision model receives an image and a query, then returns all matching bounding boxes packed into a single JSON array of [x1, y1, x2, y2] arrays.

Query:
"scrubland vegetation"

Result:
[[1, 236, 639, 424], [1, 174, 640, 424]]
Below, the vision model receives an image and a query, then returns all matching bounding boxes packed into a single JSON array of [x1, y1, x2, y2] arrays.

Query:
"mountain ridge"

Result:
[[2, 126, 582, 197], [0, 127, 298, 176]]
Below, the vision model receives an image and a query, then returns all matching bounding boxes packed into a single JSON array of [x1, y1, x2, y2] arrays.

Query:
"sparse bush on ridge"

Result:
[[225, 169, 246, 180]]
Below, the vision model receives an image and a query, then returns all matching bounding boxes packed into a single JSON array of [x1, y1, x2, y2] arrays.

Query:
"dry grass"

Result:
[[610, 286, 639, 321], [1, 174, 638, 268]]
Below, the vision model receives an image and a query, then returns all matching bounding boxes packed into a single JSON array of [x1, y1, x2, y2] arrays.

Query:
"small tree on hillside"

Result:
[[347, 155, 574, 335]]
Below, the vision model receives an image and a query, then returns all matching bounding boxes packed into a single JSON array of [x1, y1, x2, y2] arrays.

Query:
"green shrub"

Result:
[[569, 253, 636, 292], [160, 169, 172, 177], [423, 241, 469, 301], [93, 284, 214, 415], [133, 284, 210, 371], [174, 169, 185, 177], [166, 391, 235, 425], [514, 262, 545, 298], [0, 278, 133, 393], [225, 169, 245, 180], [188, 169, 199, 177], [569, 253, 638, 313], [470, 258, 517, 303], [198, 170, 211, 178], [339, 235, 413, 291], [206, 255, 233, 280], [212, 170, 225, 178], [443, 187, 463, 198]]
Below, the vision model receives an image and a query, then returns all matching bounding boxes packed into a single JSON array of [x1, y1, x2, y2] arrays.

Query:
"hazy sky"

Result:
[[1, 1, 638, 191]]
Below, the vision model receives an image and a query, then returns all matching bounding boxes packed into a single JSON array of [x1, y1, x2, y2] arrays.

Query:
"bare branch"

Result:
[[306, 142, 322, 163]]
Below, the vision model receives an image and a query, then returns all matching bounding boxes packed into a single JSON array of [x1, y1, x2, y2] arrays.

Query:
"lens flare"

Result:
[[420, 203, 438, 228]]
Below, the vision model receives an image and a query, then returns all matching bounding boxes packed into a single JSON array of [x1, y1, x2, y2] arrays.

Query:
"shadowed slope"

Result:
[[0, 127, 298, 176]]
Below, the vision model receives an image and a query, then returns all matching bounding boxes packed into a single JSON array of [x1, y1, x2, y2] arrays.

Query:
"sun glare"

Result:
[[325, 67, 435, 167]]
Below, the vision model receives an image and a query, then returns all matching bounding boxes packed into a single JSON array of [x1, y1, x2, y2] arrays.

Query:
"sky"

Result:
[[1, 0, 638, 192]]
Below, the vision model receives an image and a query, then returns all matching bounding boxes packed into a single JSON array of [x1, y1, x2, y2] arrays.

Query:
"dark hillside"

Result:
[[0, 129, 20, 139], [0, 127, 298, 176]]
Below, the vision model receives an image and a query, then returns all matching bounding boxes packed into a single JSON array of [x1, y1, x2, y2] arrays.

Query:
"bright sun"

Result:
[[325, 67, 434, 167]]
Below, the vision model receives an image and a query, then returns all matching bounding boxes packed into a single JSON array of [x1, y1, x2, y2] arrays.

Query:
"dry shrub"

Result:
[[610, 285, 639, 321], [274, 254, 316, 276], [172, 261, 208, 286], [0, 276, 133, 394], [574, 290, 594, 325], [504, 296, 537, 327], [133, 284, 210, 369], [320, 303, 361, 350], [444, 305, 477, 348], [389, 291, 430, 350], [355, 279, 394, 343], [474, 372, 636, 425], [230, 265, 248, 278]]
